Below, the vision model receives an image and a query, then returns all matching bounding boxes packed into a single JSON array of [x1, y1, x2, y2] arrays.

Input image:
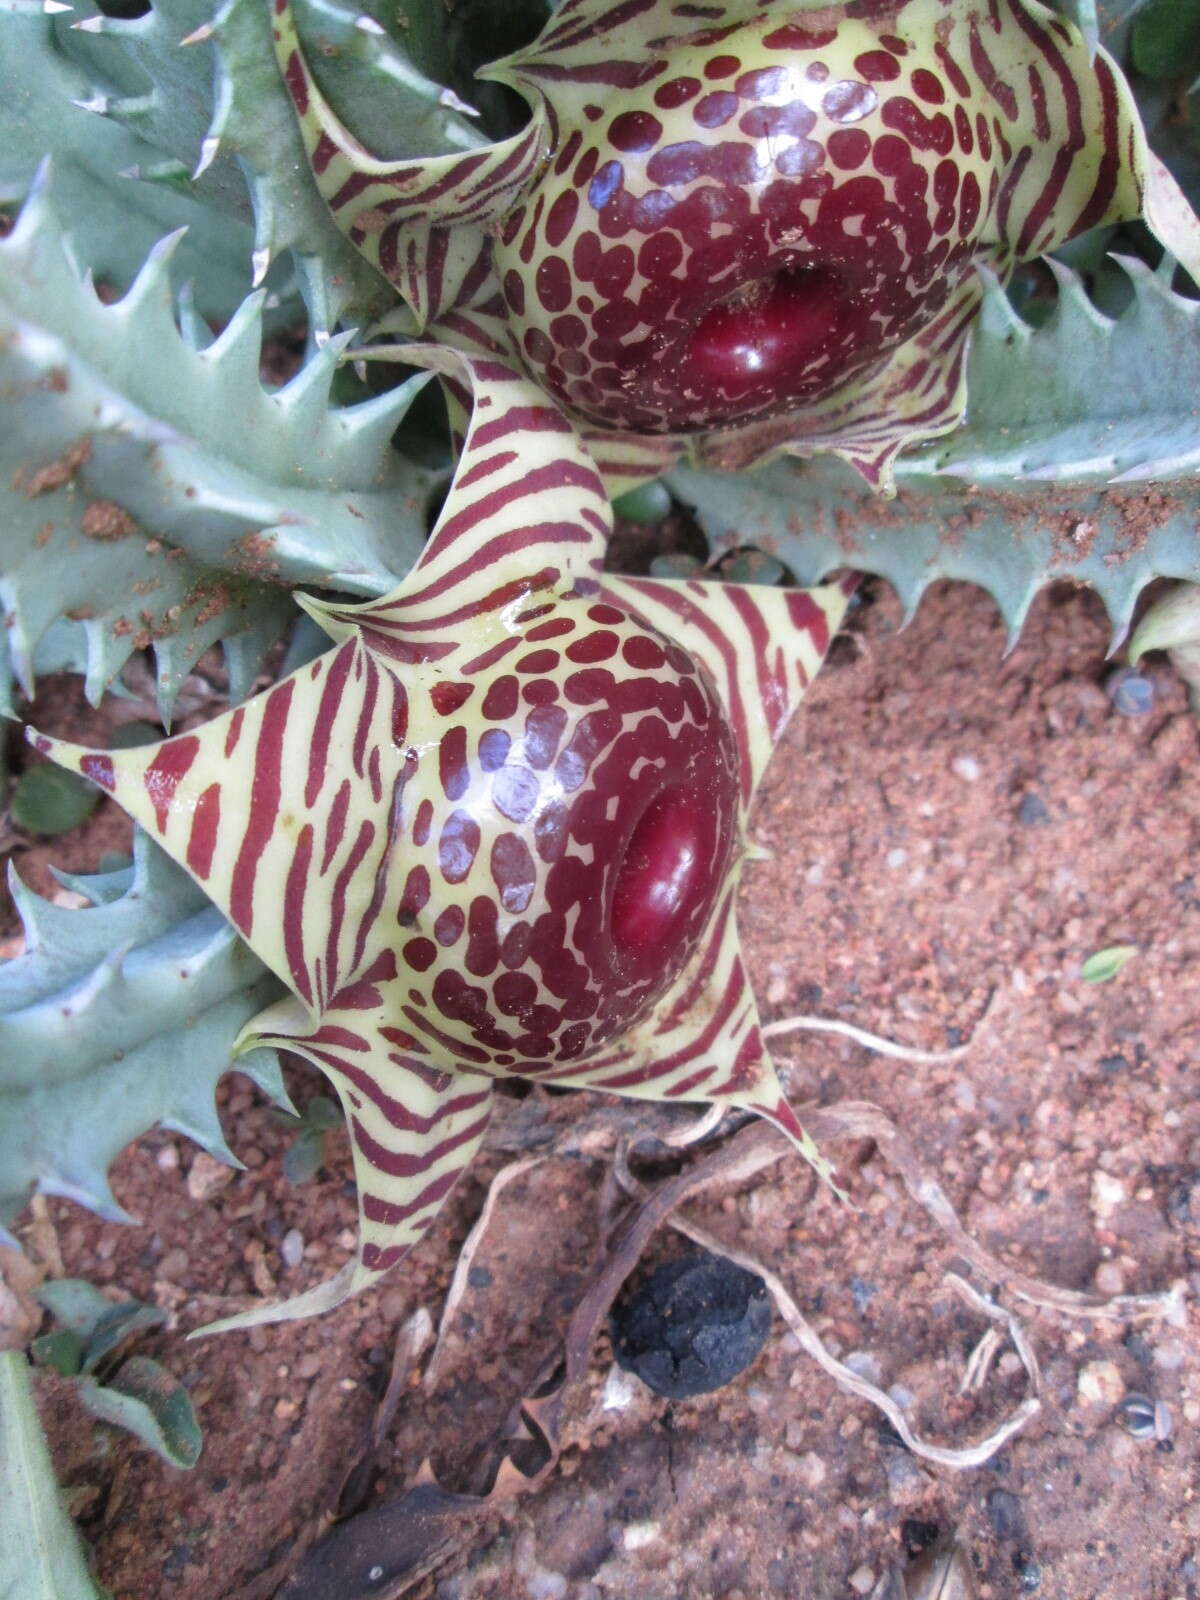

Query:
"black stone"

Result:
[[986, 1488, 1026, 1542], [611, 1251, 772, 1399], [1016, 792, 1050, 827]]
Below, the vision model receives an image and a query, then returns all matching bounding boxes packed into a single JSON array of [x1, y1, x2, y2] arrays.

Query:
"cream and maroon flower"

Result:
[[32, 347, 854, 1328], [270, 0, 1200, 492]]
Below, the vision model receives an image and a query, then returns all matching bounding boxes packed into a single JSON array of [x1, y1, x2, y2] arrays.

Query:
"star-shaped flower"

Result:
[[268, 0, 1200, 495], [32, 348, 854, 1330]]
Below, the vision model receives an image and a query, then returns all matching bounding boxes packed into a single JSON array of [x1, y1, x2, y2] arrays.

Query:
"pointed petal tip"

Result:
[[188, 1261, 360, 1337]]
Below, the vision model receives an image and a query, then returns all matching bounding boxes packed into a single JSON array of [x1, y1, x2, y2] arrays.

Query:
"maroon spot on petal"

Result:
[[587, 159, 624, 211], [186, 783, 221, 879], [703, 53, 739, 79], [438, 725, 469, 801], [564, 666, 614, 705], [552, 128, 583, 177], [609, 110, 663, 153], [501, 921, 531, 967], [738, 100, 816, 141], [535, 799, 568, 864], [524, 327, 555, 365], [430, 681, 473, 716], [439, 809, 481, 883], [645, 140, 707, 187], [959, 169, 982, 234], [589, 604, 625, 625], [523, 703, 569, 770], [515, 647, 559, 675], [551, 313, 588, 349], [526, 617, 574, 644], [465, 896, 500, 977], [491, 832, 537, 914], [638, 231, 683, 278], [822, 80, 878, 124], [479, 728, 511, 772], [493, 970, 538, 1017], [522, 679, 560, 707], [654, 75, 700, 109], [503, 268, 525, 315], [827, 127, 871, 169], [595, 244, 635, 300], [566, 629, 618, 664], [736, 64, 786, 99], [574, 146, 599, 189], [81, 753, 114, 790], [398, 865, 430, 923], [482, 674, 519, 721], [434, 905, 465, 946], [412, 799, 433, 846], [910, 67, 946, 105], [854, 49, 901, 82], [545, 188, 579, 247], [492, 764, 540, 823], [693, 90, 738, 128], [872, 132, 912, 177], [762, 24, 836, 50], [622, 635, 666, 671], [404, 937, 437, 973], [882, 96, 953, 156], [536, 255, 572, 313]]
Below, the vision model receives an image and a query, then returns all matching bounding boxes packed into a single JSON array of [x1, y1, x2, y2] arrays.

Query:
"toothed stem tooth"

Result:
[[192, 135, 220, 180], [251, 246, 271, 288]]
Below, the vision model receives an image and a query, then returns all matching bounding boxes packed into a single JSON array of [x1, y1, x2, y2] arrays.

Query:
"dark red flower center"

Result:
[[686, 267, 846, 394], [610, 784, 721, 961]]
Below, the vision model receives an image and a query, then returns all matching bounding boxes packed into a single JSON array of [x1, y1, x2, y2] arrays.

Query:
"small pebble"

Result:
[[1015, 1556, 1043, 1592], [280, 1229, 305, 1269], [621, 1522, 659, 1552], [886, 847, 908, 869], [1077, 1360, 1125, 1406], [794, 1451, 827, 1489], [1094, 1261, 1126, 1296], [1105, 667, 1154, 717], [844, 1350, 883, 1386], [159, 1248, 190, 1280], [951, 755, 981, 782], [187, 1152, 235, 1202], [848, 1564, 876, 1595]]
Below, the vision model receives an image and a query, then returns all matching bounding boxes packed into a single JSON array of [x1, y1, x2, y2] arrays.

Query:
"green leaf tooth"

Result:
[[175, 280, 213, 352], [7, 863, 55, 957], [160, 1094, 244, 1169], [107, 219, 190, 336], [235, 1045, 295, 1115], [41, 1166, 136, 1226], [216, 610, 284, 709], [0, 825, 286, 1231], [1, 178, 434, 597]]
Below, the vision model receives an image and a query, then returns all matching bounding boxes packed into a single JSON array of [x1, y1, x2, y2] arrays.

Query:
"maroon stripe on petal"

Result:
[[360, 1166, 463, 1236], [351, 1109, 490, 1179], [185, 783, 221, 879], [353, 654, 380, 780], [230, 678, 293, 937], [1070, 52, 1121, 238], [143, 735, 199, 833], [325, 818, 375, 996], [321, 778, 352, 876], [306, 641, 354, 809], [284, 823, 315, 1004]]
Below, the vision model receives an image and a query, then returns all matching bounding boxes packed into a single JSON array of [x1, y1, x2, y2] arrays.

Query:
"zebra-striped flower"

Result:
[[30, 348, 854, 1330], [270, 0, 1200, 494]]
